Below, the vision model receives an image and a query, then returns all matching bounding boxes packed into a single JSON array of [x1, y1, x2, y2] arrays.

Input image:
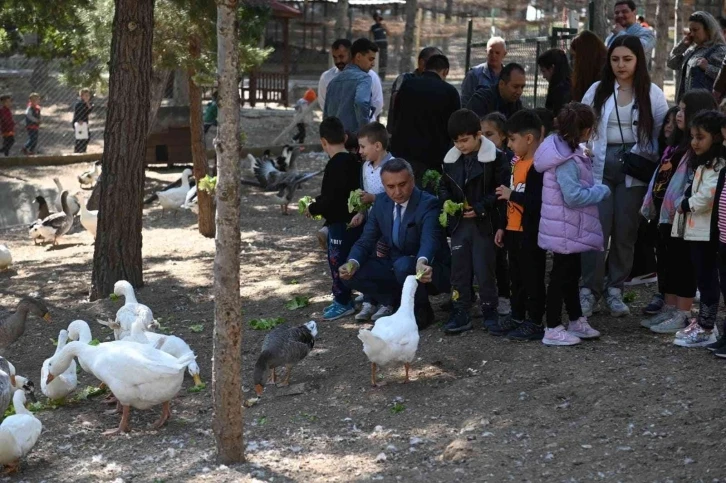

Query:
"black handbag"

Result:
[[613, 89, 657, 183]]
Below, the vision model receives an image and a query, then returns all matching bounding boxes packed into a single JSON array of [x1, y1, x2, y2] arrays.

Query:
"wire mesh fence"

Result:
[[465, 26, 578, 109], [0, 56, 108, 157]]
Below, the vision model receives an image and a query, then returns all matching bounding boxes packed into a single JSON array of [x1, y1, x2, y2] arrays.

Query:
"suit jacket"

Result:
[[348, 187, 442, 268]]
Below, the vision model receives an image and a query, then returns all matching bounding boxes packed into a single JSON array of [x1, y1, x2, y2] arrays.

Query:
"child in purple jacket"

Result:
[[534, 102, 610, 346]]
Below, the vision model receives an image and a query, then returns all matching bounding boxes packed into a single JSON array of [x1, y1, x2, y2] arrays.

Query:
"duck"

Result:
[[0, 245, 11, 270], [67, 320, 93, 373], [97, 280, 154, 341], [78, 161, 101, 188], [274, 145, 303, 172], [53, 178, 80, 217], [253, 321, 317, 396], [156, 168, 193, 217], [4, 362, 36, 404], [46, 340, 195, 434], [358, 275, 420, 387], [79, 194, 98, 239], [241, 155, 323, 215], [0, 298, 51, 353], [41, 330, 77, 401], [0, 390, 42, 473], [126, 320, 203, 386], [28, 191, 74, 246], [32, 196, 51, 221], [0, 357, 13, 416]]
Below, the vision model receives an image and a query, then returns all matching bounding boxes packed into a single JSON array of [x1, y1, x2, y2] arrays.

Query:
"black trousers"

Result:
[[691, 240, 720, 308], [496, 245, 510, 299], [450, 220, 497, 309], [656, 223, 696, 298], [546, 252, 582, 328], [1, 135, 13, 156], [629, 218, 658, 279], [506, 230, 546, 324]]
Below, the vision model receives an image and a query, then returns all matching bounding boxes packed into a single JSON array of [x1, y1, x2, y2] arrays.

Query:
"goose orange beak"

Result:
[[45, 373, 54, 384], [43, 313, 52, 322], [254, 384, 264, 396], [192, 374, 203, 386]]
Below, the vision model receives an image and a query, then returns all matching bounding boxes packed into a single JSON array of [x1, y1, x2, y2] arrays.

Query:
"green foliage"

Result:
[[623, 291, 637, 304], [257, 416, 267, 425], [197, 175, 217, 194], [238, 4, 273, 72], [422, 170, 441, 194], [390, 402, 406, 414], [189, 324, 204, 333], [298, 196, 322, 220], [348, 189, 372, 214], [89, 339, 101, 346], [439, 200, 464, 227], [285, 296, 310, 311], [249, 317, 285, 330], [109, 293, 119, 302], [188, 382, 206, 392]]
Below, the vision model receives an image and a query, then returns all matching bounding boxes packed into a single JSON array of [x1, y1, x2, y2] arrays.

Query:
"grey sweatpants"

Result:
[[582, 144, 647, 296]]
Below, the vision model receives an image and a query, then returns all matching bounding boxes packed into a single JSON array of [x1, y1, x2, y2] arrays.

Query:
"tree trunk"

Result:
[[334, 0, 349, 40], [651, 0, 671, 88], [173, 69, 190, 106], [89, 0, 154, 300], [592, 0, 611, 40], [87, 68, 170, 212], [189, 34, 215, 238], [444, 0, 453, 22], [400, 0, 418, 73], [213, 0, 244, 464]]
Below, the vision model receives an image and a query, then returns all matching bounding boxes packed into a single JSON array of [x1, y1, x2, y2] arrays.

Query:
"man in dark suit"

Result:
[[389, 54, 461, 184], [466, 62, 526, 120], [339, 158, 450, 328]]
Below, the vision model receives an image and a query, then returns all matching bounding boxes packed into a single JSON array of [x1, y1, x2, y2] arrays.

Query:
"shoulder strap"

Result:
[[613, 87, 626, 145]]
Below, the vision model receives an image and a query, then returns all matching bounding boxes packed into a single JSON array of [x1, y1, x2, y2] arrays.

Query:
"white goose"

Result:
[[79, 195, 98, 239], [98, 280, 154, 341], [358, 275, 420, 386], [78, 161, 101, 188], [46, 340, 195, 434], [0, 390, 42, 473], [156, 169, 193, 217], [53, 178, 80, 216], [126, 320, 203, 386], [41, 330, 77, 401], [0, 245, 11, 271]]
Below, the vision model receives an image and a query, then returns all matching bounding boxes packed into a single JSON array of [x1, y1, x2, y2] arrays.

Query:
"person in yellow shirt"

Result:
[[494, 110, 547, 340]]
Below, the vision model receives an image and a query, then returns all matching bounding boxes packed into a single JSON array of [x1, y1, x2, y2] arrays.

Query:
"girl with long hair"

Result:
[[570, 31, 608, 102], [580, 35, 669, 318], [537, 48, 572, 116]]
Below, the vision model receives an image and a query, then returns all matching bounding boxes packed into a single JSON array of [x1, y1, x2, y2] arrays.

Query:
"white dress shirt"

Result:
[[318, 66, 384, 121]]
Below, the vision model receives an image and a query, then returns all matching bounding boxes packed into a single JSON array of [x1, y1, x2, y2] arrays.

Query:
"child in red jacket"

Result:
[[0, 95, 15, 156]]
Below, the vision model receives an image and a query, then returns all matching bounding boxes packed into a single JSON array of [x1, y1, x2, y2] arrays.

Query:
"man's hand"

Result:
[[698, 58, 709, 71], [348, 212, 365, 228], [339, 260, 359, 280], [682, 29, 692, 45], [462, 208, 477, 218], [361, 192, 376, 205], [494, 229, 505, 248], [415, 258, 433, 284], [495, 185, 512, 201], [612, 23, 625, 34], [303, 207, 312, 219]]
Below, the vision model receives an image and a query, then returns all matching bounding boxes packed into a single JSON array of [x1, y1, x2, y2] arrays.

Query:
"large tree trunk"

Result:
[[189, 34, 215, 238], [651, 0, 671, 88], [90, 0, 154, 300], [400, 0, 418, 73], [334, 0, 349, 40], [213, 0, 244, 464], [591, 0, 611, 40]]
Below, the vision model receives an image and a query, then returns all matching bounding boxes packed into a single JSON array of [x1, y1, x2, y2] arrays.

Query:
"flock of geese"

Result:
[[0, 281, 201, 473]]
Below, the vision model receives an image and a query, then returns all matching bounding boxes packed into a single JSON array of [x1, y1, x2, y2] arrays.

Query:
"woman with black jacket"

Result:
[[537, 49, 572, 117]]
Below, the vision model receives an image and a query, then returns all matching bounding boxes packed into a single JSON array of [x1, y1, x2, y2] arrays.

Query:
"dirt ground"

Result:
[[1, 150, 726, 483]]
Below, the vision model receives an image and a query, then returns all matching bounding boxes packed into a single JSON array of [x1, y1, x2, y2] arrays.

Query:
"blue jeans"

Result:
[[25, 129, 38, 152], [327, 222, 363, 305]]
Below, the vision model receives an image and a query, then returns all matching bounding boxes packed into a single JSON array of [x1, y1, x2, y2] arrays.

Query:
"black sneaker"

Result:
[[489, 317, 521, 337], [443, 309, 472, 335], [482, 307, 499, 332], [506, 319, 545, 341], [715, 345, 726, 358], [642, 293, 665, 315], [706, 337, 726, 352]]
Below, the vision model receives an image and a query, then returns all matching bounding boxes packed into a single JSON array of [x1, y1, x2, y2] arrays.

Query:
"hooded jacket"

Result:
[[534, 134, 610, 254]]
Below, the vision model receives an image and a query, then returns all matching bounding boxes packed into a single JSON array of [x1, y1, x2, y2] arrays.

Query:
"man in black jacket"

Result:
[[466, 63, 526, 120], [389, 54, 461, 184]]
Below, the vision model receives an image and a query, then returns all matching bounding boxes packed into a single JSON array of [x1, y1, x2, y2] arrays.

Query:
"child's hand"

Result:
[[303, 207, 312, 218], [494, 229, 505, 248], [348, 212, 365, 228], [495, 185, 512, 200], [360, 192, 375, 205], [462, 208, 477, 218]]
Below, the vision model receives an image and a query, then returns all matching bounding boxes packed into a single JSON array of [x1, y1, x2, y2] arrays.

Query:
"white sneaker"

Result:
[[355, 302, 377, 321], [567, 317, 601, 339], [497, 297, 511, 316], [605, 287, 630, 317], [542, 325, 581, 346], [371, 305, 393, 321], [579, 288, 599, 317]]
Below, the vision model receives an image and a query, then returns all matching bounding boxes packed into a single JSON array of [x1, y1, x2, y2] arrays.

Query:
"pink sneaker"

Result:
[[567, 317, 601, 339], [542, 325, 581, 346], [675, 319, 700, 340]]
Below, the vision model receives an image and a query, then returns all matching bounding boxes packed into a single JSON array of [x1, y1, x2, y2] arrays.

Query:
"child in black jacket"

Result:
[[307, 117, 362, 321], [440, 108, 508, 334]]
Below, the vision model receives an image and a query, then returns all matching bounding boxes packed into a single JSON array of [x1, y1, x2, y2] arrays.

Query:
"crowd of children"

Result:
[[307, 90, 726, 351]]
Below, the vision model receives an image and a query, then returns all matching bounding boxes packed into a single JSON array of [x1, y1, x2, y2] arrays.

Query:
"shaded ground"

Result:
[[0, 153, 725, 483]]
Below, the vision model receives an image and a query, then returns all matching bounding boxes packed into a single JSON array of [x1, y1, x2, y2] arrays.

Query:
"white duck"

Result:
[[0, 245, 11, 270], [358, 275, 420, 386], [53, 178, 80, 216], [79, 195, 98, 239], [46, 340, 195, 434], [41, 330, 77, 401], [98, 280, 154, 341], [126, 320, 203, 386], [156, 168, 193, 217], [67, 320, 93, 373], [78, 161, 101, 188], [0, 390, 42, 473], [28, 191, 74, 246]]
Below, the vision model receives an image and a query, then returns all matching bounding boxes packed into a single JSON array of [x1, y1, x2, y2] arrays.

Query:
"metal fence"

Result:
[[465, 25, 578, 109]]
